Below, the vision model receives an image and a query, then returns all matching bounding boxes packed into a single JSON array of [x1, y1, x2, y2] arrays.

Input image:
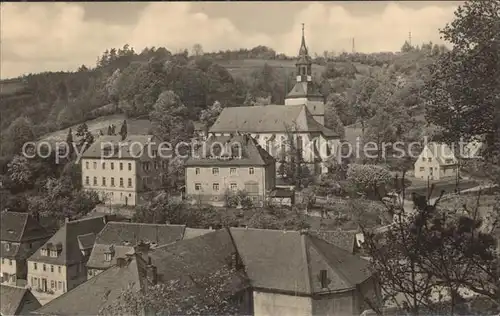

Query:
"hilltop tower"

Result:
[[284, 24, 325, 125]]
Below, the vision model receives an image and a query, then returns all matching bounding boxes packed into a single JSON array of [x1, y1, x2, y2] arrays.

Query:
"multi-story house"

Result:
[[185, 134, 276, 206], [86, 222, 210, 278], [26, 216, 107, 301], [208, 27, 340, 175], [0, 211, 52, 286], [81, 135, 168, 206], [414, 142, 458, 180]]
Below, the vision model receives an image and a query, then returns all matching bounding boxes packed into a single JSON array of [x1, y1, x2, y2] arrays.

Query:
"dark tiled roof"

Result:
[[150, 229, 248, 293], [0, 285, 41, 315], [28, 217, 107, 265], [183, 228, 214, 239], [209, 104, 337, 137], [33, 254, 148, 316], [185, 135, 275, 167], [229, 228, 372, 295], [81, 135, 161, 159], [95, 222, 185, 246], [1, 211, 51, 242], [77, 233, 97, 250], [309, 230, 358, 253], [87, 222, 186, 269]]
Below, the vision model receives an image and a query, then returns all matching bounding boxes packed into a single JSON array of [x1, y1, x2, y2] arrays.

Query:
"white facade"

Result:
[[414, 144, 458, 181], [81, 159, 138, 206], [0, 256, 17, 285]]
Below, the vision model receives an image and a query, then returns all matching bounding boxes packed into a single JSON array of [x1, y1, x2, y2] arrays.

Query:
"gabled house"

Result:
[[27, 216, 107, 301], [81, 135, 168, 206], [185, 134, 276, 206], [414, 142, 458, 180], [230, 228, 380, 316], [0, 285, 41, 316], [0, 211, 52, 286], [86, 222, 205, 278], [32, 252, 152, 316]]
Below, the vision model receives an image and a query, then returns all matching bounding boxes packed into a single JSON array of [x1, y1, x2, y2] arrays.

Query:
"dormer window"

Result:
[[4, 243, 10, 251], [41, 248, 48, 256], [104, 253, 112, 262], [50, 250, 58, 257], [320, 269, 328, 289]]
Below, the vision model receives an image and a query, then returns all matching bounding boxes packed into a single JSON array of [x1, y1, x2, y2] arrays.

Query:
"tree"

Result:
[[346, 164, 392, 198], [401, 41, 413, 53], [149, 91, 191, 144], [243, 92, 256, 106], [199, 100, 223, 129], [192, 43, 204, 57], [76, 122, 88, 138], [322, 62, 357, 79], [106, 69, 121, 110], [346, 76, 379, 138], [324, 99, 345, 138], [7, 155, 34, 189], [119, 120, 128, 140], [99, 266, 245, 316], [66, 128, 74, 159], [4, 117, 35, 155], [424, 0, 500, 185]]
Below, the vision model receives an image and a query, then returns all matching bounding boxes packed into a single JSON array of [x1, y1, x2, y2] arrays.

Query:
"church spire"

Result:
[[295, 23, 312, 83], [299, 23, 308, 57]]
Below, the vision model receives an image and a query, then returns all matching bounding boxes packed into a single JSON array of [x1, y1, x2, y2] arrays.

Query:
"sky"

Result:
[[0, 1, 462, 79]]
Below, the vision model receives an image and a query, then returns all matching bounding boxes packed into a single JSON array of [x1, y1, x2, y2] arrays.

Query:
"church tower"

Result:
[[285, 24, 325, 125]]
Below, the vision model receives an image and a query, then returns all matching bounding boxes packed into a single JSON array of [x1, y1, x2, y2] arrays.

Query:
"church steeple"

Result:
[[298, 23, 309, 57], [296, 23, 312, 83]]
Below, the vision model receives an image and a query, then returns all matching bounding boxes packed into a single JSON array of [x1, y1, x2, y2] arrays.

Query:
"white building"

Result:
[[414, 142, 458, 181], [81, 135, 167, 206]]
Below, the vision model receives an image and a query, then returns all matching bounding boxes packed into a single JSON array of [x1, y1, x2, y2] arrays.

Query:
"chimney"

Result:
[[209, 226, 213, 230], [65, 217, 70, 223], [135, 241, 150, 261], [116, 257, 127, 267], [146, 259, 158, 285]]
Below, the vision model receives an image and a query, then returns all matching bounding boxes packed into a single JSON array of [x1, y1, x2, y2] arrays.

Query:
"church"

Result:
[[209, 25, 341, 174]]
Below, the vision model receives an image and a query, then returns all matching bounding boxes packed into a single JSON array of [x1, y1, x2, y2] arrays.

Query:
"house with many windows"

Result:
[[0, 211, 52, 287], [414, 142, 458, 180], [184, 134, 276, 206], [26, 216, 107, 302], [81, 135, 168, 206]]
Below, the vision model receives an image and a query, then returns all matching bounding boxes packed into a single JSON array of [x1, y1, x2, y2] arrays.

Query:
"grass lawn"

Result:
[[40, 114, 152, 142]]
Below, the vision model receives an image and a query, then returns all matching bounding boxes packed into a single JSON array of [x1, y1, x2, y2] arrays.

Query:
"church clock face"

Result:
[[296, 75, 302, 82]]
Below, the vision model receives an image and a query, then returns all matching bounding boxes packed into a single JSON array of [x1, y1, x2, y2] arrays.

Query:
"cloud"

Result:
[[277, 2, 457, 55], [0, 2, 458, 79]]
